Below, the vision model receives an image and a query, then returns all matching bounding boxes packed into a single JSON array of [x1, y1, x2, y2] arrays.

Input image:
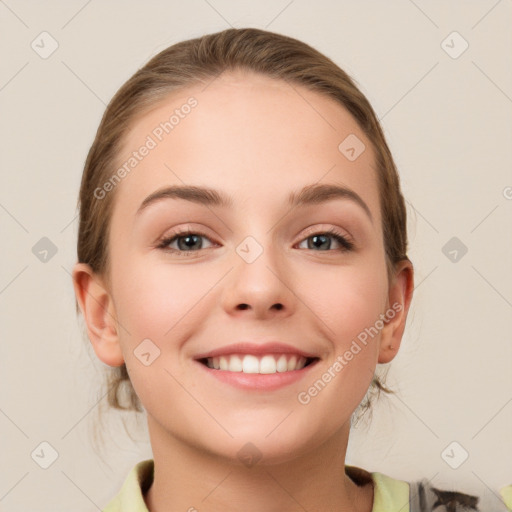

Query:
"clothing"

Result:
[[103, 458, 512, 512]]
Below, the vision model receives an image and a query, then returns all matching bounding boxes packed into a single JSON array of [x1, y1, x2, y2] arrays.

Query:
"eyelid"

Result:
[[159, 223, 216, 242], [299, 224, 353, 243]]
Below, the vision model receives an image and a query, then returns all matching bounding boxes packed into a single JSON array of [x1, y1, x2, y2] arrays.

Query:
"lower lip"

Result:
[[194, 359, 319, 391]]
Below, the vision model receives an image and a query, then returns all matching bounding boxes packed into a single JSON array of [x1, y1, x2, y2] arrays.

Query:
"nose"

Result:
[[221, 237, 296, 320]]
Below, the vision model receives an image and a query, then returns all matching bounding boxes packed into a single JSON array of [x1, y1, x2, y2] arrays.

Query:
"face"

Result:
[[77, 70, 411, 465]]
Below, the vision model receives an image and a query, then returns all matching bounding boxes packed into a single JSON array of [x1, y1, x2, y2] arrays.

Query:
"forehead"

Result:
[[112, 69, 380, 223]]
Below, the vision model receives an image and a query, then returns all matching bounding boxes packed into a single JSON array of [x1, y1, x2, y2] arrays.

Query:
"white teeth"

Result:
[[260, 355, 276, 374], [276, 354, 288, 372], [205, 353, 309, 373], [242, 355, 260, 373]]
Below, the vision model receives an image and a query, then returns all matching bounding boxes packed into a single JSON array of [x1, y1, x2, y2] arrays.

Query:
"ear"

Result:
[[72, 262, 125, 367], [378, 259, 414, 364]]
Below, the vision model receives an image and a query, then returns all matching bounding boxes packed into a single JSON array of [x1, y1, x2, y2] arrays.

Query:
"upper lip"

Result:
[[194, 342, 319, 360]]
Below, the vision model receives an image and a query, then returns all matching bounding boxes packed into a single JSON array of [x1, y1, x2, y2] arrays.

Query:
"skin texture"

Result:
[[73, 69, 414, 512]]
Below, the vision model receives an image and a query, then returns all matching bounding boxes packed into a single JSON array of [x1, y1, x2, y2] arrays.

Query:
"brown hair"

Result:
[[75, 27, 410, 423]]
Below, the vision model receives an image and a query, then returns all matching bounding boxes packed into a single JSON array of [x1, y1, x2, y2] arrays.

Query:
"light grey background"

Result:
[[1, 1, 511, 510]]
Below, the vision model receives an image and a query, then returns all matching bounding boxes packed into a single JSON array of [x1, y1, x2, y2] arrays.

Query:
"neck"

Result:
[[143, 414, 374, 512]]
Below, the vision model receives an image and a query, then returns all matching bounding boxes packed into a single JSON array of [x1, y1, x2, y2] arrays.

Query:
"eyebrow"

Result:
[[136, 183, 373, 222]]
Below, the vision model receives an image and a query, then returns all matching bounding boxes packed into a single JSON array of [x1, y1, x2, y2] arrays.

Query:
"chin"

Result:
[[199, 429, 318, 468]]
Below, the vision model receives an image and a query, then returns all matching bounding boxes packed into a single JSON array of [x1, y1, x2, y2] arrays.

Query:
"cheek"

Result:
[[114, 258, 213, 341], [111, 258, 215, 403], [297, 259, 389, 343]]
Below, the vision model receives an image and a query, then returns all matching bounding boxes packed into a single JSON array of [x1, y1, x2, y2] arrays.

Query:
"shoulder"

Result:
[[346, 465, 512, 512], [103, 460, 512, 512], [408, 478, 512, 512], [102, 459, 154, 512]]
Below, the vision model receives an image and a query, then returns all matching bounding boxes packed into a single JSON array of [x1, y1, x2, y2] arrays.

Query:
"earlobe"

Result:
[[378, 259, 414, 364], [72, 263, 125, 367]]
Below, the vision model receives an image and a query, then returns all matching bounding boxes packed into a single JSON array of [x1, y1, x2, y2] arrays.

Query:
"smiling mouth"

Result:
[[197, 354, 320, 374]]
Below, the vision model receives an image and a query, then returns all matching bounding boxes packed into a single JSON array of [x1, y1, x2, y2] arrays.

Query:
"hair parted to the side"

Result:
[[75, 27, 410, 424]]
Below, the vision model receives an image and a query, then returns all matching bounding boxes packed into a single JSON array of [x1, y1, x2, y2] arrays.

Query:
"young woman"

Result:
[[72, 27, 512, 512]]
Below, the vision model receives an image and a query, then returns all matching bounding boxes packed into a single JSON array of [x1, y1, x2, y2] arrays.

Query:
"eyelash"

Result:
[[156, 227, 354, 256]]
